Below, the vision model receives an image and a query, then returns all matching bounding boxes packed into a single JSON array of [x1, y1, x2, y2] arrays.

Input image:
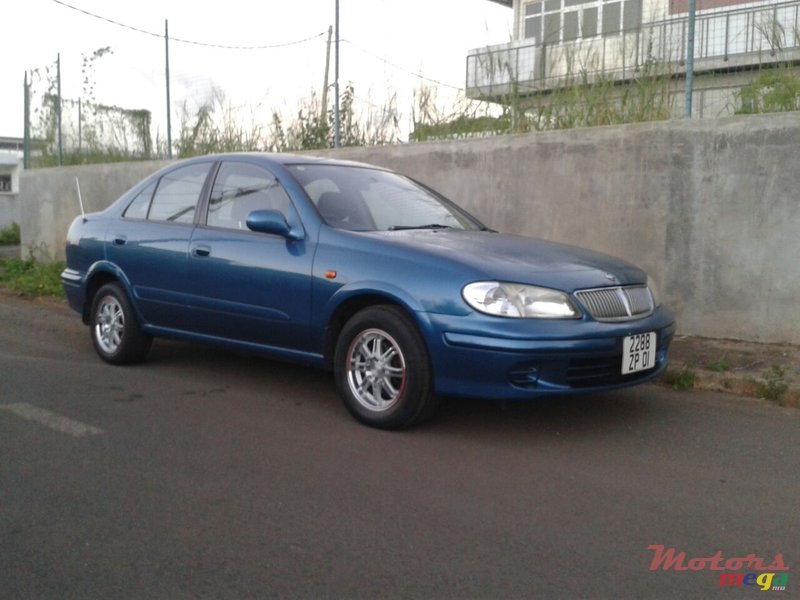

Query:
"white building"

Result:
[[0, 137, 23, 231], [468, 0, 800, 117]]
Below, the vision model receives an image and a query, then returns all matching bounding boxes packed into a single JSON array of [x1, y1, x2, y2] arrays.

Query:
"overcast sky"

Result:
[[2, 0, 513, 140]]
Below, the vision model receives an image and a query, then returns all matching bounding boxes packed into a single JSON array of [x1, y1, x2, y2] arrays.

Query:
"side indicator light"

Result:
[[325, 270, 337, 279]]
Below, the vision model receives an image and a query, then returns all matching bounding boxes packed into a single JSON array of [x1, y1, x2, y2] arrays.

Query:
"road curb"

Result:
[[662, 335, 800, 408]]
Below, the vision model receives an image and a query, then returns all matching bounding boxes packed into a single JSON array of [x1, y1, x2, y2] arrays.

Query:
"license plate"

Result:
[[622, 332, 657, 375]]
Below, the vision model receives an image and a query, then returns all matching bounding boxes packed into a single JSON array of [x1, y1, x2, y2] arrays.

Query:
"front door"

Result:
[[185, 161, 315, 353]]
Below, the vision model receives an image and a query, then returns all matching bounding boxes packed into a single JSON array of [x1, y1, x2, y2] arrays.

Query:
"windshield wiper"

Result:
[[388, 224, 453, 231]]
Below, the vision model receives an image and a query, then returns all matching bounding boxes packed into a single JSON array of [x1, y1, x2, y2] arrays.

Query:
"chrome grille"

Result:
[[624, 286, 654, 315], [575, 285, 654, 322]]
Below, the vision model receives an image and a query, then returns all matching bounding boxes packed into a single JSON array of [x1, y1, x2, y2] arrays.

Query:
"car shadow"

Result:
[[143, 338, 657, 437], [421, 390, 657, 439]]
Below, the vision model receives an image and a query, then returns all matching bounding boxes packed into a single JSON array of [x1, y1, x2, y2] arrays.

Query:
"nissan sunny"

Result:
[[62, 153, 675, 429]]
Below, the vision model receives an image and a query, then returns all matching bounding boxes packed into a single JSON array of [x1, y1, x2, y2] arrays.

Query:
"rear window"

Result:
[[123, 181, 157, 219], [147, 163, 211, 223]]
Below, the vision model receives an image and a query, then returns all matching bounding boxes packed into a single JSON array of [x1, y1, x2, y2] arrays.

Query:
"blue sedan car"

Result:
[[62, 153, 675, 429]]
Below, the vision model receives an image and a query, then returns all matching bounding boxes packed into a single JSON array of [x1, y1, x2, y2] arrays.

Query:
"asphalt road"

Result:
[[1, 294, 798, 599]]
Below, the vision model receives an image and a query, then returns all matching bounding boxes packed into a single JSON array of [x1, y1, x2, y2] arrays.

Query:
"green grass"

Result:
[[707, 357, 731, 372], [665, 367, 696, 391], [758, 364, 789, 402], [0, 222, 20, 245], [0, 257, 65, 298]]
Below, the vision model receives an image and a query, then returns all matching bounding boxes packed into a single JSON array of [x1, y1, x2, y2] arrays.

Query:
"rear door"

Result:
[[106, 161, 213, 330]]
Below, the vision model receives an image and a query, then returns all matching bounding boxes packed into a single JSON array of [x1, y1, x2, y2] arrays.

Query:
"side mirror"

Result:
[[246, 210, 303, 240]]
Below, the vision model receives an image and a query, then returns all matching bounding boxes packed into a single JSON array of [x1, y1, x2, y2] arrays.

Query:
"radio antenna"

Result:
[[75, 176, 86, 221]]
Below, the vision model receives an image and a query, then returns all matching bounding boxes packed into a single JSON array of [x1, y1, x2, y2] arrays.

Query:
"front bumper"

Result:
[[425, 306, 675, 400]]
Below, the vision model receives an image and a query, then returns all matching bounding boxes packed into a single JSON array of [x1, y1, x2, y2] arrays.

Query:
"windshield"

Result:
[[286, 164, 484, 232]]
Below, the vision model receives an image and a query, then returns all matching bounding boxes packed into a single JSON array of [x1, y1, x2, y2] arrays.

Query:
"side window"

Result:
[[207, 162, 292, 230], [148, 163, 211, 223], [123, 180, 157, 219]]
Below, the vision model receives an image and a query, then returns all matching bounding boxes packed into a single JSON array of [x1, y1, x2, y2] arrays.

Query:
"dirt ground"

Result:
[[666, 335, 800, 408]]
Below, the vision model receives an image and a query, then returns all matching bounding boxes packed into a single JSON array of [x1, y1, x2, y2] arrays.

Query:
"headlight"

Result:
[[647, 275, 661, 307], [462, 281, 580, 319]]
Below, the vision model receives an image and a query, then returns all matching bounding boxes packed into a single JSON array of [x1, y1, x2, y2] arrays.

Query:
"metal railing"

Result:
[[467, 0, 800, 98]]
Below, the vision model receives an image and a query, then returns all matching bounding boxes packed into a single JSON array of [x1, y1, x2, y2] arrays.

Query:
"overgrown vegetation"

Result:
[[26, 41, 678, 162], [28, 48, 155, 167], [175, 83, 402, 157], [0, 257, 65, 298], [410, 85, 511, 141], [708, 357, 731, 373], [24, 15, 800, 163], [0, 222, 20, 245], [735, 18, 800, 114], [665, 367, 696, 391], [523, 60, 673, 132], [736, 67, 800, 115], [758, 364, 789, 402]]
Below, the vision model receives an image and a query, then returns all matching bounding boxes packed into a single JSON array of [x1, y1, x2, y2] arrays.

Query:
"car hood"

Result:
[[365, 229, 646, 292]]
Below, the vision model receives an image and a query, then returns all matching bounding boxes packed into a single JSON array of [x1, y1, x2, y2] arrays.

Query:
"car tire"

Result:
[[334, 305, 438, 430], [90, 283, 152, 365]]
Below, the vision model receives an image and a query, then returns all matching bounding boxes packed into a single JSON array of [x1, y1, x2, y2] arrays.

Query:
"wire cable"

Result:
[[49, 1, 461, 90], [341, 39, 464, 91], [50, 0, 326, 49]]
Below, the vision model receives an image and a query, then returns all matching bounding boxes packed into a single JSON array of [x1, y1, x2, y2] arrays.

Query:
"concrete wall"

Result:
[[19, 113, 800, 344]]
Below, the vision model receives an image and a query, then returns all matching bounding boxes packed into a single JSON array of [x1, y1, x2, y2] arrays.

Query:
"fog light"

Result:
[[509, 366, 540, 388]]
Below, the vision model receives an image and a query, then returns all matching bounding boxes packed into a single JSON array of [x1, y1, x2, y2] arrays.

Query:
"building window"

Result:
[[583, 6, 599, 36], [602, 1, 621, 36], [523, 0, 641, 43], [524, 0, 562, 43], [0, 175, 11, 193], [563, 10, 580, 41], [524, 2, 542, 40], [623, 0, 642, 31]]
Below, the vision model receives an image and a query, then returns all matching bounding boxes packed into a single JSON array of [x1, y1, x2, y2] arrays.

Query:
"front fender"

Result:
[[321, 279, 427, 321], [312, 278, 443, 369]]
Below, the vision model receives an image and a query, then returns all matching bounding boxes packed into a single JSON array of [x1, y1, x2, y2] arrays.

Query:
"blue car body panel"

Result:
[[63, 153, 675, 401]]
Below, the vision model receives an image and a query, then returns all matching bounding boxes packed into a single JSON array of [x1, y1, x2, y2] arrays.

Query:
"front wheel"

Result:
[[90, 283, 152, 365], [334, 305, 437, 430]]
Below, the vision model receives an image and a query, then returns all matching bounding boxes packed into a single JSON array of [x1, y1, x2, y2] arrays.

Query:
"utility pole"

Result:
[[685, 0, 696, 118], [23, 72, 30, 169], [165, 19, 173, 159], [321, 26, 333, 130], [57, 53, 63, 166], [334, 0, 341, 148], [78, 98, 82, 154]]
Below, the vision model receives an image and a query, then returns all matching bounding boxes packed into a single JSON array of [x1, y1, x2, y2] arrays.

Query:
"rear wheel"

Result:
[[334, 305, 437, 429], [90, 283, 152, 365]]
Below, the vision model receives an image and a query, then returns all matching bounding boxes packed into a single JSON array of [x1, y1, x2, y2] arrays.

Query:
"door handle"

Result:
[[192, 245, 211, 257], [113, 236, 127, 246]]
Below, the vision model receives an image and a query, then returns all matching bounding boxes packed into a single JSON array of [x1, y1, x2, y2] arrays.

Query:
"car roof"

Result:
[[176, 152, 386, 171]]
